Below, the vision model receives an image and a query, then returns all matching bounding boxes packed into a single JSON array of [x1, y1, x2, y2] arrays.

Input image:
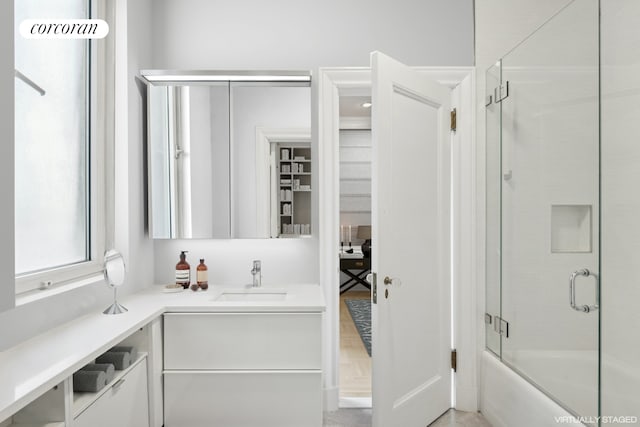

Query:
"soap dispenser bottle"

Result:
[[175, 251, 191, 289], [197, 259, 209, 290]]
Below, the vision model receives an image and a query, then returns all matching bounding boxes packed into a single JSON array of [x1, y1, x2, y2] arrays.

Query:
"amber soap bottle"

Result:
[[197, 259, 208, 290], [175, 251, 191, 289]]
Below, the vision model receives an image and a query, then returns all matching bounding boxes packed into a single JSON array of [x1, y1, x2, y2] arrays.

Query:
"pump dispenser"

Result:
[[175, 251, 191, 289]]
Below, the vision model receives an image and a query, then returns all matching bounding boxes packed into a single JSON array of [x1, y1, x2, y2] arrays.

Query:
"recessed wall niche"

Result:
[[550, 204, 592, 253]]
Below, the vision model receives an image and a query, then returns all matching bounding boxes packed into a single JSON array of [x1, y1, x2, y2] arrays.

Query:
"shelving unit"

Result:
[[0, 323, 157, 427], [278, 146, 312, 237], [72, 353, 148, 418], [3, 382, 67, 427]]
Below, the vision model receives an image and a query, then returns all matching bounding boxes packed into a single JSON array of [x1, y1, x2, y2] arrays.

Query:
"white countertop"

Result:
[[0, 283, 325, 422]]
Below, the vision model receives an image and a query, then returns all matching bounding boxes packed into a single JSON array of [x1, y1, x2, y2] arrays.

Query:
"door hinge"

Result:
[[450, 108, 457, 132], [494, 81, 509, 103], [484, 313, 493, 325], [451, 349, 457, 372], [494, 316, 510, 338]]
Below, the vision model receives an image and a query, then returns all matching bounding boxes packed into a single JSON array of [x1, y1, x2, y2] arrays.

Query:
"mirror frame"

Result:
[[141, 70, 312, 240]]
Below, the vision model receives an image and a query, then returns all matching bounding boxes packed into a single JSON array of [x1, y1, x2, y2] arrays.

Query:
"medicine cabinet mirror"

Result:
[[141, 70, 311, 239]]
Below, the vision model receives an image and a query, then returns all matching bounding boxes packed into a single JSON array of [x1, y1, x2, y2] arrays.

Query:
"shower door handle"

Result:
[[569, 269, 599, 313]]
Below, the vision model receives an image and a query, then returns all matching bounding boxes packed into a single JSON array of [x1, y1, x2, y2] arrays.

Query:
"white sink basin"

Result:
[[213, 288, 288, 302]]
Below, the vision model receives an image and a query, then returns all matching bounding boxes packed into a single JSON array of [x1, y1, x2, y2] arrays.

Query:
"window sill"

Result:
[[15, 273, 106, 307]]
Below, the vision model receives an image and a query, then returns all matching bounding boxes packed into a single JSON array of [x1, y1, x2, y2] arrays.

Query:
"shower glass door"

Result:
[[497, 0, 600, 421], [485, 62, 501, 356]]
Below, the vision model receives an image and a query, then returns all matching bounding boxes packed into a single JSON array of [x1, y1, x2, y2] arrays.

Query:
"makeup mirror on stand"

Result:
[[103, 250, 128, 315]]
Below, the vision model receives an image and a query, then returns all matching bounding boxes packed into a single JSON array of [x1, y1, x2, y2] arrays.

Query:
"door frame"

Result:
[[318, 66, 479, 412]]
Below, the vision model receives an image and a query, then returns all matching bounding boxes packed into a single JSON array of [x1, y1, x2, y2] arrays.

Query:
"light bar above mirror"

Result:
[[140, 69, 311, 84]]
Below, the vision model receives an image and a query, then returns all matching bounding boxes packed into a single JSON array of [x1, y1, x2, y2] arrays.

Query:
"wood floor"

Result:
[[339, 291, 372, 398]]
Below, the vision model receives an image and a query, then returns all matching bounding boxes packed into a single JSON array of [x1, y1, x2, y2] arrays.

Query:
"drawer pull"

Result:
[[112, 378, 126, 390]]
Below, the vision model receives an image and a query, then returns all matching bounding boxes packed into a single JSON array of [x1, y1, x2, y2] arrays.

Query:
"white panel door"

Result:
[[371, 52, 452, 427]]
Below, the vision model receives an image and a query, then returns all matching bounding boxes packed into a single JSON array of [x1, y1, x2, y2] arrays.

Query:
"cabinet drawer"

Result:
[[74, 358, 149, 427], [164, 371, 322, 427], [163, 312, 321, 369]]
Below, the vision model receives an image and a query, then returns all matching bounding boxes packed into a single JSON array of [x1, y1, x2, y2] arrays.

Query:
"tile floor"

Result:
[[323, 408, 492, 427]]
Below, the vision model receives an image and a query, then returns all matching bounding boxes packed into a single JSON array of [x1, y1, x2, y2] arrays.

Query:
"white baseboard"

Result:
[[324, 387, 339, 411], [339, 396, 372, 408]]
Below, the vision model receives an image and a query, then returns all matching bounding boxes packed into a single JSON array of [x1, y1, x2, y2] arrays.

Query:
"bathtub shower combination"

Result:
[[485, 1, 640, 426]]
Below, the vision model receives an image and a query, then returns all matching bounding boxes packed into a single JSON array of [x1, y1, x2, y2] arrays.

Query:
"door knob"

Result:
[[383, 276, 401, 286]]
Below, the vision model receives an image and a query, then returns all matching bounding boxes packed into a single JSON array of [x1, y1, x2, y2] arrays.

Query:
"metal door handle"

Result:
[[569, 269, 599, 313], [383, 276, 401, 286]]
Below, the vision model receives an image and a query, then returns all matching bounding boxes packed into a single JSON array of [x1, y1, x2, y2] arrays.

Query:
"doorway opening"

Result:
[[338, 95, 372, 407], [320, 65, 477, 422]]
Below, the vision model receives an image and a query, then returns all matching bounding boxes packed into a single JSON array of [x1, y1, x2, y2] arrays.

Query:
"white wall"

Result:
[[600, 1, 640, 421], [0, 0, 155, 351], [0, 0, 15, 314], [150, 0, 474, 286], [476, 0, 574, 354], [120, 0, 155, 295], [151, 0, 474, 70], [499, 0, 599, 362]]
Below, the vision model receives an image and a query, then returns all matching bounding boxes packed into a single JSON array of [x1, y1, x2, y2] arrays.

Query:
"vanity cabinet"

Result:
[[73, 357, 149, 427], [1, 321, 160, 427], [163, 312, 322, 427]]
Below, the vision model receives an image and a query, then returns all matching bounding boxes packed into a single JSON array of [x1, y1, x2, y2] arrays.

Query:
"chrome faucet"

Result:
[[251, 260, 262, 287]]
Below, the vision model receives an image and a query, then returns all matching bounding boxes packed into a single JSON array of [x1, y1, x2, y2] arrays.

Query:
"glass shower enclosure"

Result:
[[483, 0, 632, 424]]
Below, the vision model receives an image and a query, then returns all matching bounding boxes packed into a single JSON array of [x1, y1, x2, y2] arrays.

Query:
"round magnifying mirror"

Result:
[[104, 250, 126, 288], [103, 250, 128, 315]]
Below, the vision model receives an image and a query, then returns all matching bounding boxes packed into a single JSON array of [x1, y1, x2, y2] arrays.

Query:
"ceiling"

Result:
[[339, 96, 371, 118]]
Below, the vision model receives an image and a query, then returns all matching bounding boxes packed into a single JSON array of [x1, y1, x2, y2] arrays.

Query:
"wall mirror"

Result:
[[141, 70, 311, 239]]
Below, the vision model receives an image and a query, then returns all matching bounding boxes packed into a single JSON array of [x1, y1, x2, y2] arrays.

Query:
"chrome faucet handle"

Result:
[[251, 260, 262, 287], [251, 260, 261, 273]]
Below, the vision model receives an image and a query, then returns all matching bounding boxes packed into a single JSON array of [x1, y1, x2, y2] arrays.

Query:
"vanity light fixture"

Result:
[[361, 102, 372, 108], [357, 225, 372, 258], [140, 70, 311, 84]]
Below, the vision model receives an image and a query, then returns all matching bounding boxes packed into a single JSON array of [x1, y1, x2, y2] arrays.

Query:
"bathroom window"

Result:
[[14, 0, 104, 295]]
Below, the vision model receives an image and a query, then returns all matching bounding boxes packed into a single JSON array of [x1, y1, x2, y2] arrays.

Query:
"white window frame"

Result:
[[15, 0, 112, 300]]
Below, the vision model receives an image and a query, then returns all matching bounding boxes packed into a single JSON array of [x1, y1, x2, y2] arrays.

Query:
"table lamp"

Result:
[[357, 225, 372, 258]]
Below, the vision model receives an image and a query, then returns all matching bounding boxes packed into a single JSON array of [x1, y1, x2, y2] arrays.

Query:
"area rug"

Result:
[[345, 299, 372, 357]]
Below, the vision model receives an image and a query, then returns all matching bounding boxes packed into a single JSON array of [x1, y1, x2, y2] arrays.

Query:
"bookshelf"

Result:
[[278, 146, 311, 237]]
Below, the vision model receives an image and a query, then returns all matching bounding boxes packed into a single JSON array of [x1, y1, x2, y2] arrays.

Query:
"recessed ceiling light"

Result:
[[361, 102, 372, 108]]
